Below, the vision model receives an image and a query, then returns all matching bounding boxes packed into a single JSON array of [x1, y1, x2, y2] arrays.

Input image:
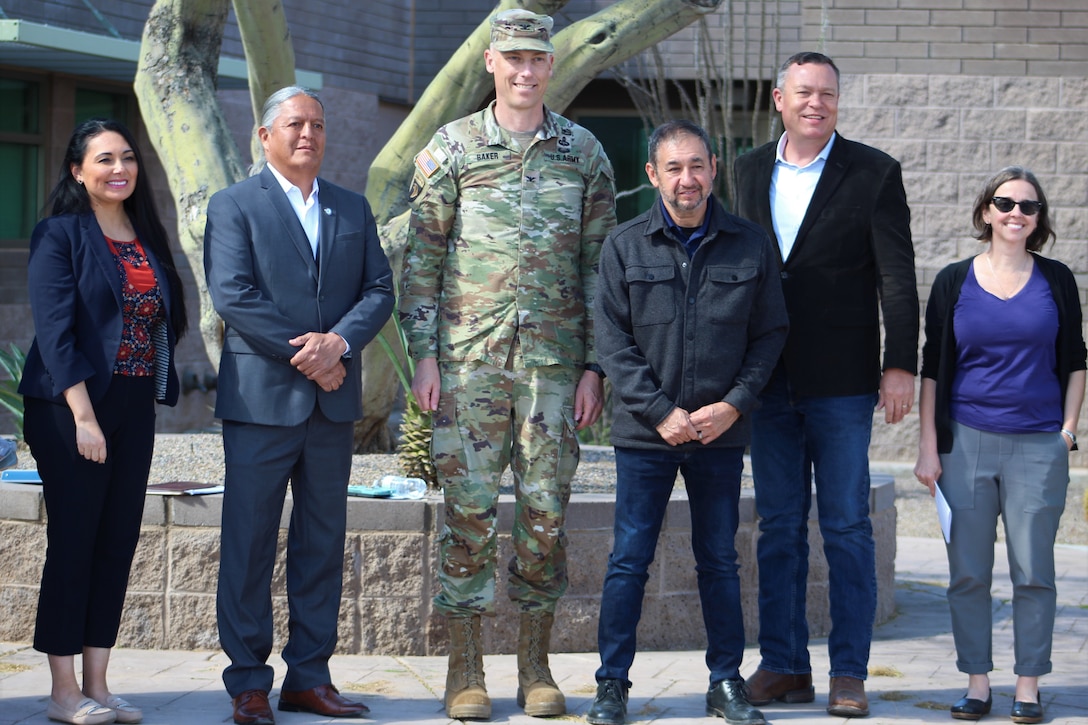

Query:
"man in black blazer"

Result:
[[733, 52, 918, 718], [204, 86, 394, 724]]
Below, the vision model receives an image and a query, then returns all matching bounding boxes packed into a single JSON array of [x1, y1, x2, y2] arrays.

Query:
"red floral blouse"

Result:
[[105, 236, 164, 377]]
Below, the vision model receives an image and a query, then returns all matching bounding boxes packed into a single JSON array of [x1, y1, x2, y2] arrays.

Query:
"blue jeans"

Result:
[[596, 445, 746, 685], [750, 373, 878, 681]]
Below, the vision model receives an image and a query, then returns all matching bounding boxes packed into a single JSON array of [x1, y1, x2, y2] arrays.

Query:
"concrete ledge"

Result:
[[0, 475, 896, 656]]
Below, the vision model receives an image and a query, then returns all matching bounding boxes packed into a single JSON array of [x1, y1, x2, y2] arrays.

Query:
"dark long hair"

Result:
[[47, 118, 188, 340]]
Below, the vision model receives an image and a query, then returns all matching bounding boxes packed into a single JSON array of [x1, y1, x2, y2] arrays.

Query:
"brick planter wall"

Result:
[[0, 476, 896, 656]]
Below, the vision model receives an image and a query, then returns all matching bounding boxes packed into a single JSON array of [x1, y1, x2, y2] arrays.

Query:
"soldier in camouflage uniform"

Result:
[[400, 8, 616, 721]]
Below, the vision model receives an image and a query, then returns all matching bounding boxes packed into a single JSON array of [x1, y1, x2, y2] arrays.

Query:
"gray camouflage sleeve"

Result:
[[401, 135, 457, 360], [579, 143, 617, 365]]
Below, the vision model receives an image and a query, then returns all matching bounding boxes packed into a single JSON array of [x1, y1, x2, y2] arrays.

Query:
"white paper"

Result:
[[934, 483, 952, 544]]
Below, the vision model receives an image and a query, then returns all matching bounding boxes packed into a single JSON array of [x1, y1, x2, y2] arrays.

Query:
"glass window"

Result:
[[577, 116, 652, 223], [75, 88, 130, 124], [0, 78, 43, 244], [0, 143, 40, 240], [0, 78, 40, 135]]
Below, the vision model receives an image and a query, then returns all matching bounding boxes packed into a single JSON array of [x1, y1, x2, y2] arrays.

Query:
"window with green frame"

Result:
[[75, 88, 130, 125], [0, 78, 43, 243], [576, 116, 654, 224]]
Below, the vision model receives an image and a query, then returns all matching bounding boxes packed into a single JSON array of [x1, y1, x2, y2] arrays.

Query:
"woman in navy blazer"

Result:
[[19, 119, 188, 725]]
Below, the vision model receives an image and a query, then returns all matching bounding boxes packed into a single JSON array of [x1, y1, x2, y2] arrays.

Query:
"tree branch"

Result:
[[233, 0, 298, 165], [546, 0, 723, 111]]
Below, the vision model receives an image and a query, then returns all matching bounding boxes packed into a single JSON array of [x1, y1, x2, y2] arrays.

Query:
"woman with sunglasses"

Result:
[[914, 166, 1085, 723]]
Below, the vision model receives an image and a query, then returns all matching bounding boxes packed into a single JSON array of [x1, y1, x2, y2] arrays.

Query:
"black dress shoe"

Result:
[[706, 679, 766, 725], [586, 679, 629, 725], [1010, 694, 1044, 725], [951, 690, 992, 720]]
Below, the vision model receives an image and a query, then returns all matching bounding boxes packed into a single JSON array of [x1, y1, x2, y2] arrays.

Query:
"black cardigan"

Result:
[[920, 254, 1086, 454]]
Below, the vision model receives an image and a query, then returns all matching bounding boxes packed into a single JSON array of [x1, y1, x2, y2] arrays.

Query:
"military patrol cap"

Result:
[[490, 9, 554, 53]]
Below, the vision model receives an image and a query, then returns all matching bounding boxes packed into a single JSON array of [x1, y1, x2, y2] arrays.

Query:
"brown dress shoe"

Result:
[[232, 689, 274, 725], [744, 668, 815, 706], [278, 683, 370, 717], [828, 676, 869, 717]]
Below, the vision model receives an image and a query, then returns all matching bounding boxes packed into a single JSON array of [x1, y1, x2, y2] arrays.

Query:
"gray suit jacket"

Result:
[[204, 167, 394, 426]]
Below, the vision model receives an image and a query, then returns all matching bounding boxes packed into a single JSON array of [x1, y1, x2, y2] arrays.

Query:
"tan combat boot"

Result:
[[516, 611, 566, 717], [445, 615, 491, 720]]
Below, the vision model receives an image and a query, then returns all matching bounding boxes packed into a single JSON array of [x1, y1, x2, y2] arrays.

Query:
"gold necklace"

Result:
[[984, 252, 1028, 300]]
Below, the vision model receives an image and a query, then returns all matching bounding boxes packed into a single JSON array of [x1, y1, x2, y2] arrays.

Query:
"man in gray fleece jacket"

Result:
[[586, 120, 788, 725]]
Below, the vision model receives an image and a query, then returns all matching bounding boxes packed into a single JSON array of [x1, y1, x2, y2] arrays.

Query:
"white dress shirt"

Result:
[[770, 131, 836, 261], [267, 162, 321, 259]]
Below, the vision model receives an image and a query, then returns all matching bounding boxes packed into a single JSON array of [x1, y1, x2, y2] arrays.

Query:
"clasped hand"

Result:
[[656, 402, 740, 446], [290, 331, 347, 392]]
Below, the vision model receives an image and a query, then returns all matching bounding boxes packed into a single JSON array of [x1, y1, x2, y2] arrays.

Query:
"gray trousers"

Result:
[[938, 420, 1069, 677]]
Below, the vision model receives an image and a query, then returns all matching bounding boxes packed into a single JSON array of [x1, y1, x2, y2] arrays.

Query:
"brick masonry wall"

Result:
[[0, 480, 897, 656], [804, 0, 1088, 78], [649, 0, 1088, 80]]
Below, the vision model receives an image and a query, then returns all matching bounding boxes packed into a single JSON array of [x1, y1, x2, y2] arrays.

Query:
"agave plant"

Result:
[[375, 314, 437, 489], [0, 344, 26, 437]]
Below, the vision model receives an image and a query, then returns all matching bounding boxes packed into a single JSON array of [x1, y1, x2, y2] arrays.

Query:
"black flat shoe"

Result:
[[1010, 694, 1043, 725], [951, 690, 992, 720]]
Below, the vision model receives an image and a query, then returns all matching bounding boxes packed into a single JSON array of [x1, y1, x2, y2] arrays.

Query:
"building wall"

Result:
[[806, 0, 1088, 77], [648, 0, 1088, 79]]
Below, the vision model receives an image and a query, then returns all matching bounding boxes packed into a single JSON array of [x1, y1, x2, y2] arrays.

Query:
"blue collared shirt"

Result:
[[661, 198, 712, 258]]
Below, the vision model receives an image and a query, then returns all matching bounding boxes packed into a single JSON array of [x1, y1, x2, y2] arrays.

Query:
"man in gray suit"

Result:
[[204, 86, 394, 724]]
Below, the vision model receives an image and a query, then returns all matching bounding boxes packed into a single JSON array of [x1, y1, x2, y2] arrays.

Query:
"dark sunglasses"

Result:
[[991, 196, 1043, 216]]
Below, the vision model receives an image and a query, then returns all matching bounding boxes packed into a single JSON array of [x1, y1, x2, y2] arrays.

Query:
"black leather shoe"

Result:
[[706, 679, 766, 725], [1010, 695, 1043, 725], [586, 679, 628, 725], [951, 690, 992, 720]]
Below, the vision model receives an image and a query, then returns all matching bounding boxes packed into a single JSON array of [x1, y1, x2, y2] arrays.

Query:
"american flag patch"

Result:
[[415, 149, 440, 178]]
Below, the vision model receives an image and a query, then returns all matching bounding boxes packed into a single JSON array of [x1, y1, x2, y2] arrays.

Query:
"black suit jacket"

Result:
[[733, 134, 918, 397], [20, 212, 181, 406], [203, 168, 394, 426]]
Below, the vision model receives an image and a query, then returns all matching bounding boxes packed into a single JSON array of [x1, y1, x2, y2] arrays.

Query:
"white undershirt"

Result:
[[770, 131, 835, 260], [268, 162, 321, 259]]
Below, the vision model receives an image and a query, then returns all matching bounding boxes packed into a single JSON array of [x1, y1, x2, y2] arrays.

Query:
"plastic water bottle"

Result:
[[378, 475, 427, 500]]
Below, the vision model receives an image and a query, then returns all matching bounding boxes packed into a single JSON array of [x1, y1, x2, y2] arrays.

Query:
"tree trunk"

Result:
[[548, 0, 723, 111], [134, 0, 247, 365], [232, 0, 298, 165]]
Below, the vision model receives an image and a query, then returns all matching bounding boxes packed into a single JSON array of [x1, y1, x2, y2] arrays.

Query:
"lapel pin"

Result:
[[323, 207, 332, 216]]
